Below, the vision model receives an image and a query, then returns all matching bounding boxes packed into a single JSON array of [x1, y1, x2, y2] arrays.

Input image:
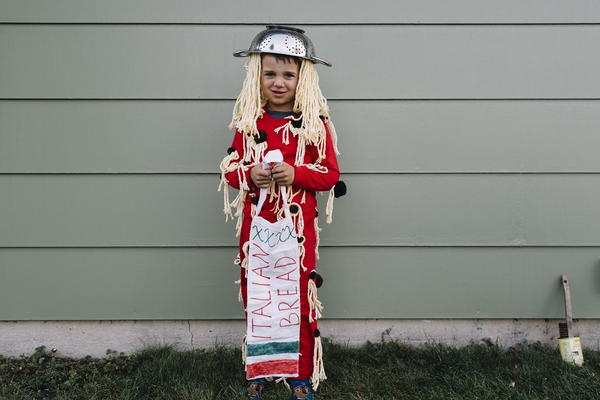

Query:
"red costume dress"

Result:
[[223, 109, 340, 380]]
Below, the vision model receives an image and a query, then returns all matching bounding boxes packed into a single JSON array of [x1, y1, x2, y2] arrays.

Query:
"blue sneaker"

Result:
[[289, 378, 314, 400], [244, 378, 269, 399]]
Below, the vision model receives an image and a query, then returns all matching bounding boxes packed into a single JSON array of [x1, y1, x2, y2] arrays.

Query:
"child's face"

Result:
[[260, 54, 300, 112]]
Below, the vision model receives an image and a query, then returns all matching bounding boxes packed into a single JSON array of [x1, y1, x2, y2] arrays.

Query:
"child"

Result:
[[218, 25, 345, 399]]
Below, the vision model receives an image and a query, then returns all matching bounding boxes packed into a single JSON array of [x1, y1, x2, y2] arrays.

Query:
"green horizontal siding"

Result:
[[2, 100, 600, 173], [2, 7, 599, 321], [2, 0, 600, 23], [0, 247, 598, 320], [2, 174, 600, 247], [2, 25, 600, 99]]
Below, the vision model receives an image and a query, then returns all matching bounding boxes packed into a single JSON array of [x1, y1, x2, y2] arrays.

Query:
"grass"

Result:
[[1, 338, 600, 399]]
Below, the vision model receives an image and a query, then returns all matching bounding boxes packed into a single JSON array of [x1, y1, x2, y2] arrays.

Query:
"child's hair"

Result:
[[265, 53, 301, 66], [229, 53, 339, 165]]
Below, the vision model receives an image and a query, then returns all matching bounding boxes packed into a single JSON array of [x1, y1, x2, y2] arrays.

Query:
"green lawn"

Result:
[[1, 339, 599, 399]]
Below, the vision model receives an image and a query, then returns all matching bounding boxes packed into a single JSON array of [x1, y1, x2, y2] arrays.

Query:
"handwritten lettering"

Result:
[[251, 265, 270, 280], [274, 256, 296, 269], [251, 243, 270, 264], [247, 220, 301, 354], [250, 290, 272, 302], [276, 267, 297, 281], [251, 225, 297, 248], [280, 312, 300, 327], [278, 300, 299, 311], [276, 287, 299, 296], [251, 318, 271, 333], [251, 301, 272, 318]]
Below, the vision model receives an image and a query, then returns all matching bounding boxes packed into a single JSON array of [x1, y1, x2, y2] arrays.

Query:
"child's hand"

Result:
[[271, 162, 295, 186], [250, 165, 272, 189]]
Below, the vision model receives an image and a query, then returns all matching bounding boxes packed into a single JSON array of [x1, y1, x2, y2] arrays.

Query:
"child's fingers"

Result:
[[273, 175, 290, 185], [271, 163, 289, 173], [272, 173, 288, 182], [256, 168, 271, 177], [272, 168, 287, 176], [272, 167, 288, 176], [254, 178, 269, 187]]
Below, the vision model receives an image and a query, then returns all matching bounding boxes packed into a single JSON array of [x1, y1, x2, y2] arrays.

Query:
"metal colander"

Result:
[[233, 25, 332, 67]]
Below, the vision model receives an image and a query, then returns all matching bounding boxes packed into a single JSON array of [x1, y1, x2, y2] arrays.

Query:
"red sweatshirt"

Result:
[[224, 110, 340, 222]]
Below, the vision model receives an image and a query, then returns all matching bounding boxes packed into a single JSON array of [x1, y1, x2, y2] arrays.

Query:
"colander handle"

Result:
[[233, 50, 250, 57], [311, 56, 332, 67]]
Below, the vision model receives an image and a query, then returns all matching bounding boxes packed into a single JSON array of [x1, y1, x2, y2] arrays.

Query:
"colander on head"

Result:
[[233, 25, 332, 67]]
